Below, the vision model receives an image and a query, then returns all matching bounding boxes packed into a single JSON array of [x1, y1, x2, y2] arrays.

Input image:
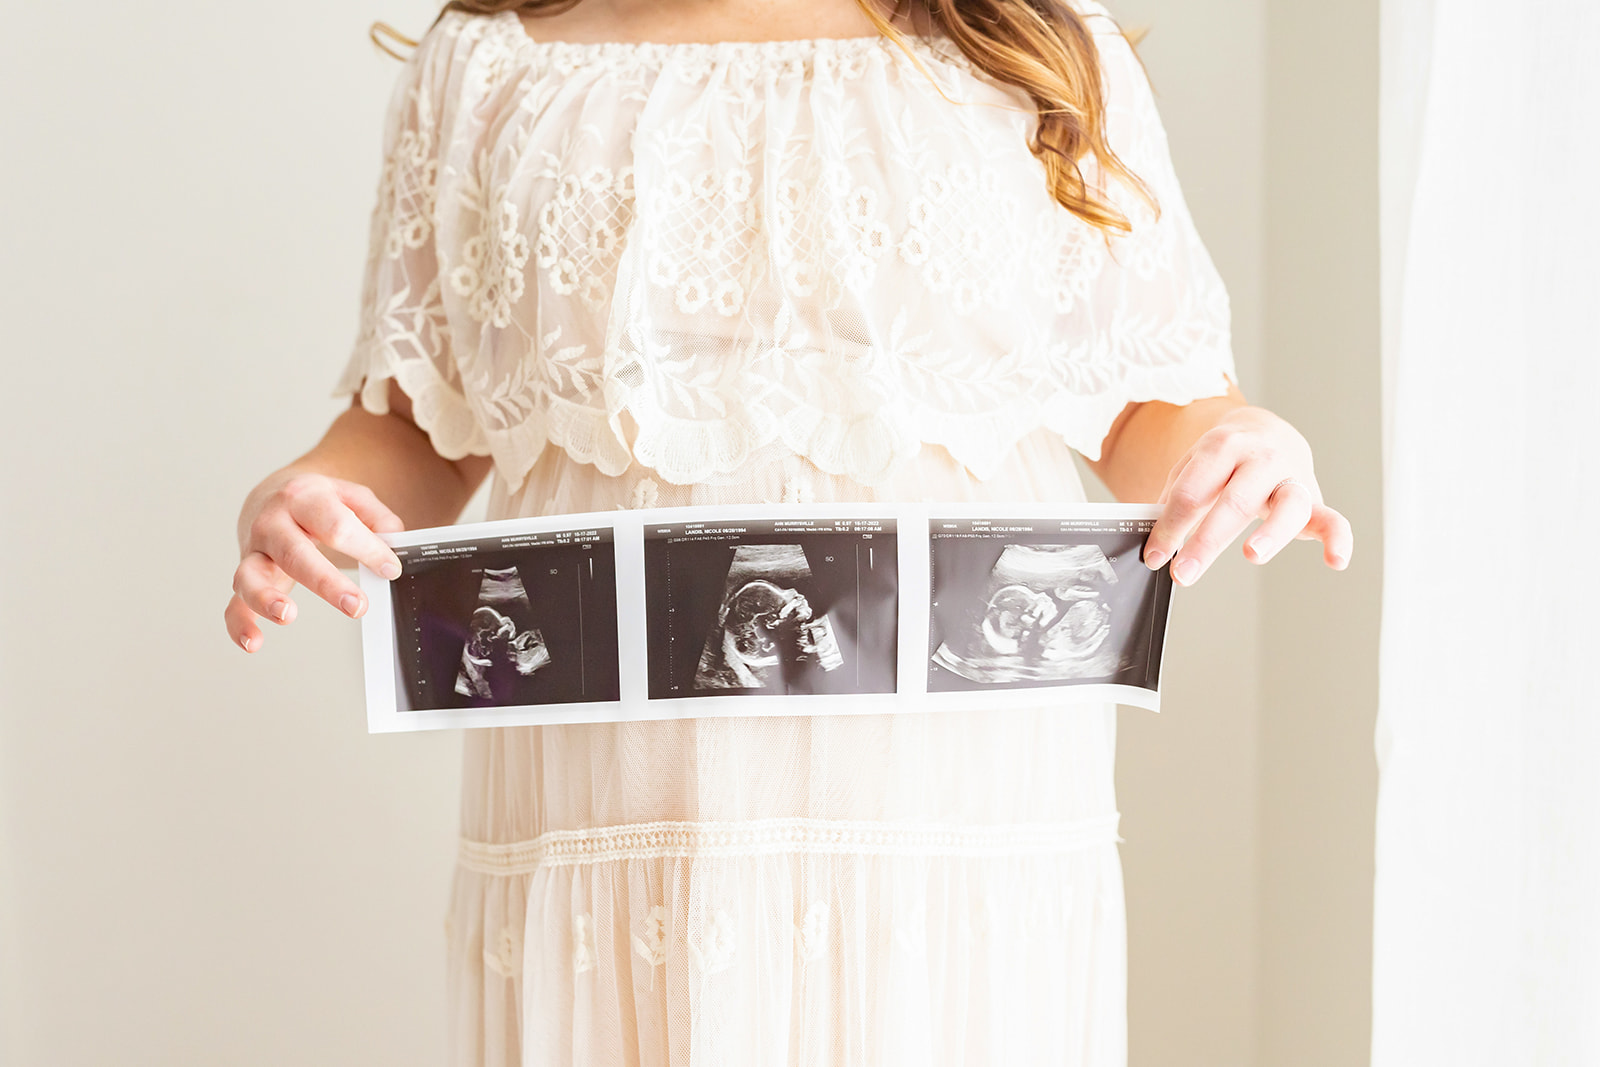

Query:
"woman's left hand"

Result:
[[1141, 405, 1352, 585]]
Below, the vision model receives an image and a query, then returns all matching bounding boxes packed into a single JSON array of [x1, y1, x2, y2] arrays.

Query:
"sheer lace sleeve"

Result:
[[1046, 2, 1240, 462], [333, 20, 488, 460]]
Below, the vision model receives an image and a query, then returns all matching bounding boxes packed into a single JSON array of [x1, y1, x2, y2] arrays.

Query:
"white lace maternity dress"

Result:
[[335, 5, 1237, 1064]]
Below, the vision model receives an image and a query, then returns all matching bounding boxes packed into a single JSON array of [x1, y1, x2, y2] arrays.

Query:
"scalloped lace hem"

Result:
[[337, 347, 1236, 493], [335, 344, 492, 464], [1045, 362, 1239, 464]]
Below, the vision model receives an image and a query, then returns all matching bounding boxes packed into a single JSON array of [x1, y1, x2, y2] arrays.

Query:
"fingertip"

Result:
[[226, 597, 263, 653]]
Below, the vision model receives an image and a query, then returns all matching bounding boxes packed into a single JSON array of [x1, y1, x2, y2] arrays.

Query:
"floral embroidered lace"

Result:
[[336, 4, 1236, 492]]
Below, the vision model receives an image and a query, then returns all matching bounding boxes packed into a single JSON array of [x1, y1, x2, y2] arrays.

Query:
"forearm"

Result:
[[247, 398, 490, 537], [1084, 379, 1249, 502]]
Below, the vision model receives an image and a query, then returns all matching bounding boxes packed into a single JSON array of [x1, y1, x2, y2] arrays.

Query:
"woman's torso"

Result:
[[332, 0, 1227, 848], [406, 4, 1140, 844]]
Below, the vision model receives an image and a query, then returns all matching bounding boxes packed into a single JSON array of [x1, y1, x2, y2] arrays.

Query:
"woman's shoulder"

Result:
[[393, 9, 526, 102], [371, 7, 549, 162], [411, 7, 511, 58]]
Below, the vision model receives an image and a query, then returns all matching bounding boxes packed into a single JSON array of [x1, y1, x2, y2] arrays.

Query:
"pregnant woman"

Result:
[[225, 0, 1351, 1062]]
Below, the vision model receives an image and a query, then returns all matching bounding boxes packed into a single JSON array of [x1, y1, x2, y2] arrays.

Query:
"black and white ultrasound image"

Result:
[[452, 567, 551, 700], [390, 533, 620, 711], [927, 525, 1171, 694], [644, 523, 898, 699]]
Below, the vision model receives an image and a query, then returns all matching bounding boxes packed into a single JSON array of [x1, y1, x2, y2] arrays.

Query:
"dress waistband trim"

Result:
[[457, 813, 1122, 874]]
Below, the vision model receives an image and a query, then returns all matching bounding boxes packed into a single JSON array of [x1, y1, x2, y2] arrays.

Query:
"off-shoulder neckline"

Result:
[[486, 0, 1114, 52], [492, 9, 925, 53]]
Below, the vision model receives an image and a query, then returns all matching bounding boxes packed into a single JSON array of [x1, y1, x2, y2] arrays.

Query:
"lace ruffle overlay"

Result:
[[335, 4, 1237, 492]]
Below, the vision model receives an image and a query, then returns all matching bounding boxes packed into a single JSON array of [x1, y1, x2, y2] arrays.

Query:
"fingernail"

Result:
[[380, 560, 402, 581], [1145, 548, 1168, 569], [1172, 558, 1197, 585], [240, 635, 256, 653], [1246, 537, 1265, 561], [271, 601, 290, 621], [341, 594, 363, 617], [1332, 553, 1349, 569]]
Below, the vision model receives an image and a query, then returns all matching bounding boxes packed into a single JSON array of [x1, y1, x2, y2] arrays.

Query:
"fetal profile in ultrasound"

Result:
[[454, 567, 552, 701], [693, 545, 844, 691], [644, 523, 898, 700], [929, 534, 1168, 693], [390, 534, 620, 712]]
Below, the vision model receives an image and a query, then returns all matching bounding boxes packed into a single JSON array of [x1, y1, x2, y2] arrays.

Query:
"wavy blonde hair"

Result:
[[370, 0, 1158, 238]]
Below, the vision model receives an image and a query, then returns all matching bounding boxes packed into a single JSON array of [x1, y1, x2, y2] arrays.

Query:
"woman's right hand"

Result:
[[225, 469, 406, 653]]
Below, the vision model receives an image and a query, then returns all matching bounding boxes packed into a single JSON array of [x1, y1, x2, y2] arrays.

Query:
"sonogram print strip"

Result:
[[358, 502, 1174, 733]]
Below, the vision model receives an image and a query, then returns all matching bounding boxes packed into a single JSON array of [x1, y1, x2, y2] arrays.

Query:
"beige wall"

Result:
[[0, 3, 460, 1064], [1257, 2, 1382, 1064], [0, 0, 1379, 1063], [1083, 1, 1268, 1064], [1099, 3, 1382, 1065]]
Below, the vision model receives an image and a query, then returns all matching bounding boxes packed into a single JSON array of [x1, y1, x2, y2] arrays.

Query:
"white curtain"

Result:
[[1374, 1, 1600, 1063]]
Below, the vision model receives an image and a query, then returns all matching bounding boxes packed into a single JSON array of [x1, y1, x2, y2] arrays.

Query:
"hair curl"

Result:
[[369, 0, 1159, 238]]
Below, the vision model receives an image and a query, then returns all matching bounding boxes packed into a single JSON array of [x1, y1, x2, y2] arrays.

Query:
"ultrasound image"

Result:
[[453, 567, 552, 700], [932, 544, 1120, 683], [928, 526, 1170, 694], [692, 544, 844, 691], [390, 532, 619, 711], [644, 521, 898, 700]]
